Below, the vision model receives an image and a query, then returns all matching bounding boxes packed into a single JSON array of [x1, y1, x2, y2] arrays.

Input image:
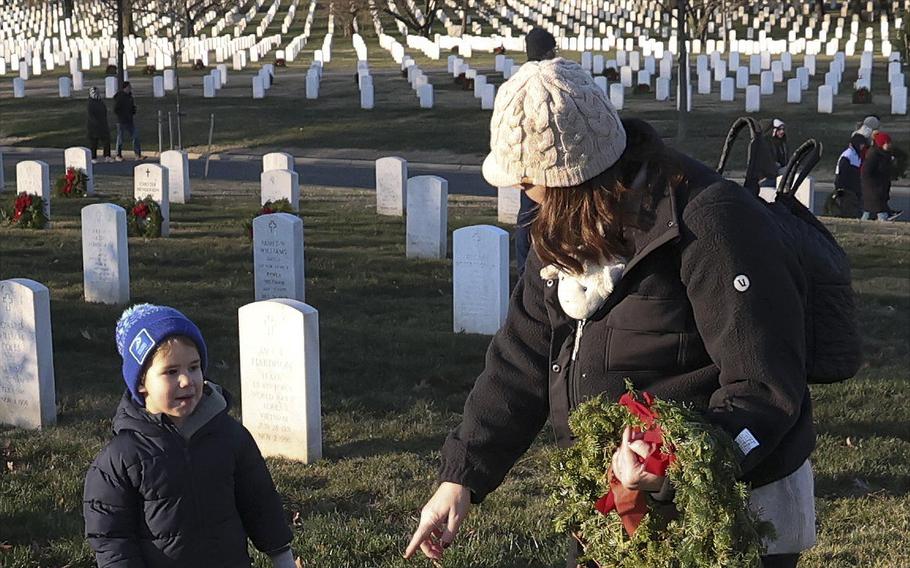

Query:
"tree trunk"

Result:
[[676, 0, 688, 143], [116, 0, 125, 88]]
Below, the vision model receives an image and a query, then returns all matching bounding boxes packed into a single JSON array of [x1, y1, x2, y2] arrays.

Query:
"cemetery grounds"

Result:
[[2, 1, 910, 566], [0, 174, 908, 567]]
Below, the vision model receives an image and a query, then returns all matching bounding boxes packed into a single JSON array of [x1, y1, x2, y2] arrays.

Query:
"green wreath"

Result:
[[242, 198, 296, 238], [1, 193, 48, 229], [123, 197, 164, 238], [54, 167, 89, 198], [551, 387, 773, 568]]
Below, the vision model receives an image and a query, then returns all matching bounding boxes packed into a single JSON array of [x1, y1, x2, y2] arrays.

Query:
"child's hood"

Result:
[[111, 382, 231, 439]]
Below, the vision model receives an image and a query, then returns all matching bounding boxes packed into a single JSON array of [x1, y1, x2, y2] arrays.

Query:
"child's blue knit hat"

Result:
[[115, 304, 208, 406]]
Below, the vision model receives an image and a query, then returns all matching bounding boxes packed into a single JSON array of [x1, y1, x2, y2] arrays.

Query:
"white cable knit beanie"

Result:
[[482, 58, 626, 189]]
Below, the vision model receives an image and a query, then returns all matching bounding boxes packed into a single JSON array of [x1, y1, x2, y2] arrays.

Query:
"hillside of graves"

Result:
[[1, 0, 908, 178], [1, 173, 908, 567]]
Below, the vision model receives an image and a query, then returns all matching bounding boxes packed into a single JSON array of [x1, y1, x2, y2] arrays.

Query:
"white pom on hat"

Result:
[[482, 58, 626, 189]]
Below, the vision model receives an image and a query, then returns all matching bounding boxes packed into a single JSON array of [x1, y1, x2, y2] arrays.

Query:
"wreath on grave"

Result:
[[123, 197, 164, 238], [242, 198, 295, 239], [105, 64, 118, 76], [1, 193, 48, 229], [54, 167, 89, 198], [551, 385, 773, 568], [276, 58, 287, 67], [193, 60, 206, 71], [493, 45, 506, 55], [605, 68, 620, 81], [851, 87, 872, 104], [633, 83, 652, 95], [144, 65, 156, 75]]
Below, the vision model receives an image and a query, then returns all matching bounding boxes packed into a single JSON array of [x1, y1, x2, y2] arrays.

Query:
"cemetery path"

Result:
[[3, 147, 909, 217]]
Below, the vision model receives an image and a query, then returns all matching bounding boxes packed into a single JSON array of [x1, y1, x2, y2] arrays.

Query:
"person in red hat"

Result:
[[861, 132, 901, 221]]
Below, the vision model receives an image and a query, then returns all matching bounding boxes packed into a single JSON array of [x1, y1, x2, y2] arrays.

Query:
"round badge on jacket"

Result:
[[733, 274, 751, 292]]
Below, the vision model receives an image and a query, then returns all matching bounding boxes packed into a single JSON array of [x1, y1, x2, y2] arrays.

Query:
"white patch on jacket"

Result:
[[540, 261, 626, 320]]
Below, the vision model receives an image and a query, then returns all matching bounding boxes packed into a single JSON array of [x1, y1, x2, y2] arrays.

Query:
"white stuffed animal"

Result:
[[540, 260, 626, 320]]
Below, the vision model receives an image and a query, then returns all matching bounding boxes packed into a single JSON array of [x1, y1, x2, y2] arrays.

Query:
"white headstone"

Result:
[[252, 76, 265, 99], [13, 78, 25, 98], [760, 70, 774, 94], [73, 71, 83, 91], [260, 169, 300, 211], [376, 156, 407, 216], [80, 204, 129, 304], [656, 77, 670, 101], [105, 76, 117, 98], [0, 279, 56, 429], [264, 152, 295, 172], [16, 160, 50, 218], [787, 78, 802, 103], [481, 84, 495, 109], [203, 76, 215, 98], [360, 81, 374, 109], [818, 85, 834, 113], [745, 85, 761, 112], [239, 299, 321, 463], [720, 78, 735, 101], [406, 175, 448, 259], [253, 213, 305, 302], [453, 226, 509, 335], [736, 66, 749, 89], [153, 76, 165, 98], [497, 186, 521, 224], [418, 84, 433, 108], [62, 147, 93, 196], [609, 83, 624, 110], [58, 76, 72, 97], [305, 74, 318, 99], [160, 150, 190, 204], [164, 69, 175, 90], [892, 86, 907, 115], [133, 163, 170, 237]]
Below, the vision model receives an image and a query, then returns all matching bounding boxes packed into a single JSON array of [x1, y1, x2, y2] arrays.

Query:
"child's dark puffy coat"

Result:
[[83, 385, 291, 567]]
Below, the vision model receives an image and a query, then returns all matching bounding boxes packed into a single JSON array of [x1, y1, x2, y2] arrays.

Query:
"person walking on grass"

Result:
[[83, 304, 296, 568], [405, 58, 816, 568], [861, 132, 902, 221], [829, 133, 867, 218], [86, 87, 112, 163], [113, 81, 144, 161]]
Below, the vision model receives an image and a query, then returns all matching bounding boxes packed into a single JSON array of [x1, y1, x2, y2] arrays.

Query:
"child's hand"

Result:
[[611, 426, 666, 492]]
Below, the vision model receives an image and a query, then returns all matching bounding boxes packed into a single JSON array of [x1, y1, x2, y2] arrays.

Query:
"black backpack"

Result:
[[717, 117, 862, 384]]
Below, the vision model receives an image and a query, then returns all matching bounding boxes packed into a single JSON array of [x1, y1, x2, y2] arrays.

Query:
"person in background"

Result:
[[86, 87, 112, 163], [760, 118, 789, 188], [861, 132, 901, 221], [829, 133, 867, 218], [113, 81, 144, 161], [852, 115, 880, 158], [513, 27, 558, 276]]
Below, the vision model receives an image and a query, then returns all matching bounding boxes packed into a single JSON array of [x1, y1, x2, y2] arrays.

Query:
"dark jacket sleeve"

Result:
[[233, 424, 292, 555], [438, 256, 552, 503], [83, 439, 147, 568], [679, 183, 809, 476]]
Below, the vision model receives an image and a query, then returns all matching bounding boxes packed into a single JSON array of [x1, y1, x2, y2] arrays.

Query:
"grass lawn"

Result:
[[0, 176, 909, 567]]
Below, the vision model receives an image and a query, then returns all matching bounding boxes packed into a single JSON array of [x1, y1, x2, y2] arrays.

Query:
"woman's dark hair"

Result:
[[530, 119, 683, 275]]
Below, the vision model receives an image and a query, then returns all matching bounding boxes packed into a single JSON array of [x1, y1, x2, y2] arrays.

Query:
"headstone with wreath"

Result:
[[132, 164, 169, 237], [63, 146, 94, 195], [252, 213, 305, 302], [9, 160, 50, 227]]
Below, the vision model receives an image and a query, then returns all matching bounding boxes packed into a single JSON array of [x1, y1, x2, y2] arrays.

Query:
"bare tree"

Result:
[[384, 0, 440, 37], [333, 0, 372, 38]]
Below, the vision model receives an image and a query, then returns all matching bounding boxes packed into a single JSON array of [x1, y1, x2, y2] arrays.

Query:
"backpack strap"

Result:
[[716, 117, 763, 196], [777, 139, 823, 197]]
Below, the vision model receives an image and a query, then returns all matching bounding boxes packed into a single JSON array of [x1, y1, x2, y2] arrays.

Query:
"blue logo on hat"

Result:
[[129, 329, 156, 365]]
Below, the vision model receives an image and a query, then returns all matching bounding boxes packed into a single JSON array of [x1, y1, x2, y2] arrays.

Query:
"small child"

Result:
[[83, 304, 296, 568]]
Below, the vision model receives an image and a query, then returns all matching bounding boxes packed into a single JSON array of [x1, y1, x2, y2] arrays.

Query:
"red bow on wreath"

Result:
[[13, 193, 33, 221], [132, 203, 150, 219], [594, 391, 675, 536]]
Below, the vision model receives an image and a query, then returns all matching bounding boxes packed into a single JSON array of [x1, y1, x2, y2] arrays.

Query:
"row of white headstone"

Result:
[[0, 276, 322, 463]]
